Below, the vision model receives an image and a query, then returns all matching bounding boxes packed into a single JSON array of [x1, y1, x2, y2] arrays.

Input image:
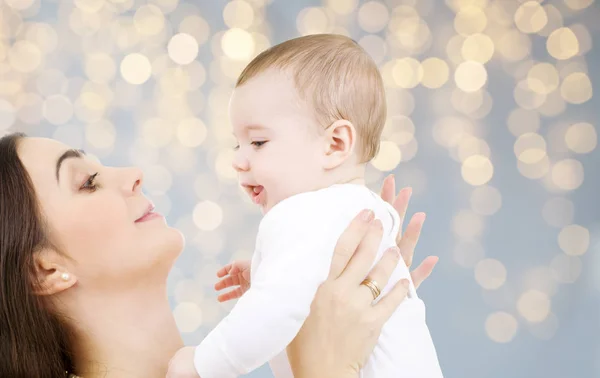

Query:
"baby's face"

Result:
[[230, 69, 326, 214]]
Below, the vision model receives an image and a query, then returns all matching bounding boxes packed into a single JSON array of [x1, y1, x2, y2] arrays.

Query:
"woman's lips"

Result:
[[135, 211, 163, 222]]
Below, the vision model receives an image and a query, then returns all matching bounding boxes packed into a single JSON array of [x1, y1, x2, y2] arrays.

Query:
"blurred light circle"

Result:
[[144, 165, 173, 195], [297, 7, 332, 35], [454, 6, 487, 36], [221, 28, 254, 61], [457, 136, 491, 162], [325, 0, 358, 15], [371, 141, 402, 171], [514, 132, 547, 164], [15, 93, 43, 125], [358, 35, 387, 64], [517, 290, 551, 323], [420, 58, 449, 89], [173, 302, 203, 333], [470, 185, 502, 216], [179, 15, 210, 46], [514, 79, 546, 110], [455, 61, 487, 92], [517, 155, 549, 180], [168, 33, 199, 65], [452, 209, 484, 240], [497, 30, 530, 62], [549, 254, 582, 283], [215, 149, 238, 180], [560, 72, 592, 104], [558, 224, 590, 256], [542, 197, 574, 228], [461, 155, 493, 186], [507, 108, 540, 137], [564, 0, 594, 9], [547, 27, 579, 60], [120, 53, 152, 85], [485, 312, 518, 343], [551, 159, 584, 191], [5, 0, 35, 10], [8, 40, 42, 73], [453, 240, 485, 268], [177, 117, 207, 147], [223, 0, 255, 29], [0, 99, 17, 131], [461, 33, 495, 63], [527, 63, 559, 95], [25, 22, 58, 54], [392, 58, 423, 89], [85, 119, 116, 149], [43, 95, 74, 125], [85, 53, 117, 83], [133, 4, 165, 36], [193, 201, 223, 231], [475, 259, 507, 290], [358, 1, 389, 33], [565, 122, 596, 154], [514, 1, 547, 34]]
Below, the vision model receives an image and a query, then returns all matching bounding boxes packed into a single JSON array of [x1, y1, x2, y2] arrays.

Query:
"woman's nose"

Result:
[[121, 167, 144, 194]]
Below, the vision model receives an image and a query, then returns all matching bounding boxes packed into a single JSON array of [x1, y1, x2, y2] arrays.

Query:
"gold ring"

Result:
[[360, 278, 381, 300]]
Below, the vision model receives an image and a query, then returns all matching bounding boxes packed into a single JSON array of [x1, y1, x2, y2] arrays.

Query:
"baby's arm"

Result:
[[193, 199, 350, 378]]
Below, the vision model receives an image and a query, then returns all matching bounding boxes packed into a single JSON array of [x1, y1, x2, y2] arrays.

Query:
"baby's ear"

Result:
[[322, 119, 357, 170]]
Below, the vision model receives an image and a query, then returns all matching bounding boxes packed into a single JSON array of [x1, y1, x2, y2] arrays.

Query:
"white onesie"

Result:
[[194, 184, 443, 378]]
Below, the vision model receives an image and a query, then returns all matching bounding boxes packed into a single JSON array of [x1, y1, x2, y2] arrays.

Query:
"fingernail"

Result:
[[362, 209, 375, 222]]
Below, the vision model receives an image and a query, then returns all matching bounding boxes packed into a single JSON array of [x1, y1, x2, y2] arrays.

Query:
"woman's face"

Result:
[[18, 137, 184, 290]]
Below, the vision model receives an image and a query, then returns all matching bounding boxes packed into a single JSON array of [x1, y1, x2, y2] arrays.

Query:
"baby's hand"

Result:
[[214, 260, 251, 302], [166, 346, 199, 378]]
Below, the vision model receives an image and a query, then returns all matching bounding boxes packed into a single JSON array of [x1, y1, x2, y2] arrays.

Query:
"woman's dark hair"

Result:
[[0, 132, 76, 377]]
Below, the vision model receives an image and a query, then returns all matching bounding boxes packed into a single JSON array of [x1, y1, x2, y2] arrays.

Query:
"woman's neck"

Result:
[[64, 283, 183, 378]]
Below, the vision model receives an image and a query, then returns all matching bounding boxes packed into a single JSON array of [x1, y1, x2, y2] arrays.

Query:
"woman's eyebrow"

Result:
[[56, 149, 86, 182]]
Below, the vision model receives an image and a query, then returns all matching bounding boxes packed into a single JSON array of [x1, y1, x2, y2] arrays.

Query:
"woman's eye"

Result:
[[81, 173, 99, 192]]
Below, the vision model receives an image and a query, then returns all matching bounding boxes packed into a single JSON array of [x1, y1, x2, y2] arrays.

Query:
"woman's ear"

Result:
[[32, 249, 76, 296], [323, 119, 357, 170]]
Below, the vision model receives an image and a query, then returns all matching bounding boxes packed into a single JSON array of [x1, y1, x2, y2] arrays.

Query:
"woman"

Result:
[[0, 132, 436, 378]]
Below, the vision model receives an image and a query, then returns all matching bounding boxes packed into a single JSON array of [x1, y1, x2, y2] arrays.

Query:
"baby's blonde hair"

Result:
[[236, 34, 386, 162]]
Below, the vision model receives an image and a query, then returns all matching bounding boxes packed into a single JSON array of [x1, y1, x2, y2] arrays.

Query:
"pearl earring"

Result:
[[61, 273, 70, 281]]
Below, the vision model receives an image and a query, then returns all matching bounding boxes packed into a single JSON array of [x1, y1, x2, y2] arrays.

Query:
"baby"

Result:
[[168, 34, 443, 378]]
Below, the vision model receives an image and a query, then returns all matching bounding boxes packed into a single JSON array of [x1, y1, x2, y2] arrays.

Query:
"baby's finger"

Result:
[[214, 276, 241, 291], [216, 263, 233, 278], [217, 288, 244, 302]]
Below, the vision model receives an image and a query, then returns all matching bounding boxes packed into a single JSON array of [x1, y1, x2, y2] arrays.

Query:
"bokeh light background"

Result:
[[1, 0, 598, 377]]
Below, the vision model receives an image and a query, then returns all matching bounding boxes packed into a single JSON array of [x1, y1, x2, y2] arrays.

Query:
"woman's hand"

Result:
[[287, 210, 414, 378], [379, 174, 438, 289], [214, 260, 251, 302]]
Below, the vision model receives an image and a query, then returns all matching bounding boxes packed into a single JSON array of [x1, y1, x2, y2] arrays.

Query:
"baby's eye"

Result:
[[251, 141, 267, 147]]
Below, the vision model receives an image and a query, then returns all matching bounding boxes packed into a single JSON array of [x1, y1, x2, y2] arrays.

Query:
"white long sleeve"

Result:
[[194, 189, 352, 378], [194, 184, 443, 378]]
